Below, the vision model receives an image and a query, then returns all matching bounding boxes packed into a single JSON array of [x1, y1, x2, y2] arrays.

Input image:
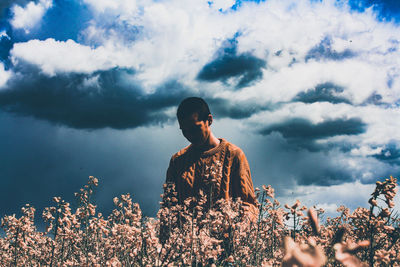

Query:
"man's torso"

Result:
[[166, 138, 256, 208]]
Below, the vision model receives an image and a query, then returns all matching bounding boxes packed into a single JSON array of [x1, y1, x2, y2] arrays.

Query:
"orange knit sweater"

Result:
[[165, 138, 258, 219]]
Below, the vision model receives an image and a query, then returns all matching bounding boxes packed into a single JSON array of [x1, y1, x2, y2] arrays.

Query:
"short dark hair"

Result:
[[177, 97, 211, 122]]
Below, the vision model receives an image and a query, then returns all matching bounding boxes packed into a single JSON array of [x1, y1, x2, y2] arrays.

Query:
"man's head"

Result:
[[177, 97, 213, 147]]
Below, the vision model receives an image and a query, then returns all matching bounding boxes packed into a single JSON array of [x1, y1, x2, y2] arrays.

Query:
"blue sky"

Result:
[[0, 0, 399, 224]]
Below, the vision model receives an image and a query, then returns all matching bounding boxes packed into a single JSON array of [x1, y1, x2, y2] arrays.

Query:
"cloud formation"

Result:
[[305, 36, 356, 62], [207, 97, 271, 119], [373, 143, 400, 166], [293, 82, 351, 104], [259, 117, 367, 140], [0, 0, 399, 219], [10, 0, 52, 33], [11, 39, 119, 75], [2, 0, 399, 176], [0, 67, 191, 129], [197, 36, 266, 88]]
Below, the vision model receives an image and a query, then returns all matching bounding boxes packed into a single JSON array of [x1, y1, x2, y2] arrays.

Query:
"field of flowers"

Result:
[[1, 175, 399, 266]]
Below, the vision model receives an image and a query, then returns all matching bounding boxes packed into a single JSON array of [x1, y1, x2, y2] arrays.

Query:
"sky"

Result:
[[0, 0, 400, 224]]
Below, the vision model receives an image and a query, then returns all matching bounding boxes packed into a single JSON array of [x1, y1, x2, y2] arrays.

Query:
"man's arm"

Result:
[[163, 157, 179, 206], [166, 157, 175, 184], [231, 149, 258, 221], [159, 157, 179, 244]]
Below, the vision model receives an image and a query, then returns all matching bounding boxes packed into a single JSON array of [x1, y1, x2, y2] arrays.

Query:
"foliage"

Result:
[[1, 176, 399, 266]]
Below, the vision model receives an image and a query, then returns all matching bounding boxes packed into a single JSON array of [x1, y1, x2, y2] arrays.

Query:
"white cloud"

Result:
[[350, 145, 383, 157], [11, 39, 123, 75], [80, 75, 101, 90], [208, 0, 236, 11], [83, 0, 137, 15], [11, 0, 52, 33]]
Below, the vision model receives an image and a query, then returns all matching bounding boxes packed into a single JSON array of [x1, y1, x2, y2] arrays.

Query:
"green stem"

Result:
[[13, 226, 20, 267], [50, 209, 60, 267], [253, 191, 265, 265], [293, 212, 296, 241]]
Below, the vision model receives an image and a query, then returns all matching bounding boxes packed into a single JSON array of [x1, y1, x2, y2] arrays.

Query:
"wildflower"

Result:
[[379, 208, 391, 218], [107, 257, 122, 267], [113, 197, 119, 206], [383, 225, 395, 232], [292, 200, 301, 209], [375, 250, 391, 265]]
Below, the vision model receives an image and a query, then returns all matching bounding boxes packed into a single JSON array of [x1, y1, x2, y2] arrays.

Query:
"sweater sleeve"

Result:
[[160, 156, 177, 243], [232, 149, 258, 221], [164, 156, 185, 206], [166, 156, 176, 184], [162, 156, 180, 207]]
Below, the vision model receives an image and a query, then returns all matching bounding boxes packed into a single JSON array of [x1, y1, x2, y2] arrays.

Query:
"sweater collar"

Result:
[[189, 138, 226, 157]]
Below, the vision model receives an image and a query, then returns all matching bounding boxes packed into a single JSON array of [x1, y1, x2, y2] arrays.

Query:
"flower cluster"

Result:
[[1, 176, 399, 266]]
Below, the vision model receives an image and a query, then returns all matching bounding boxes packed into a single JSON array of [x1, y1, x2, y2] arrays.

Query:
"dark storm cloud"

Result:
[[197, 36, 266, 88], [373, 144, 400, 166], [0, 66, 191, 129], [293, 82, 351, 104], [250, 134, 399, 189], [259, 117, 367, 150], [207, 97, 271, 119], [296, 166, 351, 186], [0, 112, 177, 227], [306, 36, 356, 62], [247, 133, 359, 187], [260, 117, 366, 139], [143, 80, 191, 111]]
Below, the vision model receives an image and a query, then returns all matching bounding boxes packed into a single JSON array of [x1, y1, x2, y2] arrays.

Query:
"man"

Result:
[[164, 97, 258, 219]]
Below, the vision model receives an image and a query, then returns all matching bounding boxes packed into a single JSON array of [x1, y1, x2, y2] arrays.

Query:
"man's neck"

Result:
[[194, 132, 220, 151], [207, 132, 220, 149]]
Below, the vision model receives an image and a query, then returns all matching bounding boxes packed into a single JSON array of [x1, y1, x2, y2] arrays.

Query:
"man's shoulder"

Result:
[[170, 144, 192, 161], [223, 139, 245, 157], [169, 138, 246, 162]]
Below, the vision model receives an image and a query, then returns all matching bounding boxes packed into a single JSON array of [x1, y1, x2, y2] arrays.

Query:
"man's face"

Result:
[[178, 112, 211, 147]]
